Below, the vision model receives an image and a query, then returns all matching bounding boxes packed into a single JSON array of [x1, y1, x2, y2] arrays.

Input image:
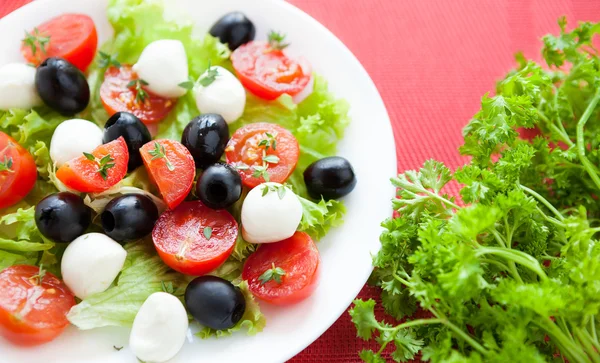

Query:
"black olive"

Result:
[[35, 57, 90, 115], [185, 276, 246, 330], [303, 156, 357, 200], [35, 192, 92, 243], [100, 194, 158, 243], [196, 163, 242, 209], [181, 114, 229, 169], [103, 112, 151, 171], [209, 12, 256, 51]]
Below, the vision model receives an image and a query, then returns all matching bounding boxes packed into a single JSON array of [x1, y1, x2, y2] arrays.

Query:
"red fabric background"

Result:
[[2, 0, 600, 361]]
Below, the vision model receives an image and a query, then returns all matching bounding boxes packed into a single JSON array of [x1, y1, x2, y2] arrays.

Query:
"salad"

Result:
[[0, 0, 357, 361]]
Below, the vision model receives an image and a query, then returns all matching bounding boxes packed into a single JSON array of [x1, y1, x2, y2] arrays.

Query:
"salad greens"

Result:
[[351, 18, 600, 362], [0, 0, 349, 337]]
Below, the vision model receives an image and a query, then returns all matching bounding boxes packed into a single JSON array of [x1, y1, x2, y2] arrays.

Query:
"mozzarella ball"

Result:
[[130, 292, 189, 363], [0, 63, 42, 110], [50, 119, 103, 167], [132, 40, 188, 98], [241, 183, 302, 243], [194, 66, 246, 123], [61, 233, 127, 299]]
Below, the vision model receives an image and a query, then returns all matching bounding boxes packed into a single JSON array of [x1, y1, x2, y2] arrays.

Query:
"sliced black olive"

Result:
[[185, 276, 246, 330], [196, 163, 242, 209], [181, 114, 229, 169], [35, 57, 90, 115], [303, 156, 357, 200], [103, 112, 152, 172], [209, 12, 256, 51], [34, 192, 92, 243], [100, 194, 159, 243]]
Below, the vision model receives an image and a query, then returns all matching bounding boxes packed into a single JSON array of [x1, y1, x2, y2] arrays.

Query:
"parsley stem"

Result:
[[537, 109, 574, 147], [376, 318, 446, 356], [592, 316, 598, 342], [559, 316, 575, 342], [480, 258, 511, 272], [476, 247, 548, 282], [429, 309, 489, 356], [520, 185, 565, 221], [583, 326, 600, 353], [576, 89, 600, 192], [392, 273, 411, 287], [536, 319, 591, 363], [573, 328, 600, 363], [422, 189, 460, 210]]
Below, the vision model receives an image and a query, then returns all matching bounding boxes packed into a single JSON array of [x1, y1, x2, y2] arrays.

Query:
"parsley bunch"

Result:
[[352, 18, 600, 362]]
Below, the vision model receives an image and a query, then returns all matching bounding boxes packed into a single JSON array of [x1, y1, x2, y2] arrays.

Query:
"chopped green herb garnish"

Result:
[[82, 152, 116, 180], [22, 27, 50, 56], [259, 263, 286, 285], [0, 156, 14, 173], [148, 142, 174, 171], [127, 79, 150, 104], [268, 30, 289, 51], [98, 51, 121, 68], [203, 226, 213, 240], [198, 61, 219, 87]]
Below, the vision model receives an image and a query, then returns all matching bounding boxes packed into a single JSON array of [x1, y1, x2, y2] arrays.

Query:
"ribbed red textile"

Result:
[[2, 0, 600, 361]]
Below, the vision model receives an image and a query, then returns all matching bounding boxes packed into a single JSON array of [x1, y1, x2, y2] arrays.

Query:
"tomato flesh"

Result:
[[140, 139, 195, 209], [100, 65, 176, 125], [21, 14, 97, 72], [231, 41, 311, 100], [0, 265, 75, 346], [152, 201, 238, 275], [56, 137, 129, 193], [242, 232, 320, 305], [226, 123, 299, 188], [0, 132, 37, 210]]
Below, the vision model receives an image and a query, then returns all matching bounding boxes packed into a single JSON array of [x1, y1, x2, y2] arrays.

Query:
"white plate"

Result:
[[0, 0, 396, 362]]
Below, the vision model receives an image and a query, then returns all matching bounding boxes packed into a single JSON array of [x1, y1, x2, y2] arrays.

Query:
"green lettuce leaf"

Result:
[[0, 107, 67, 150], [67, 241, 185, 329], [298, 196, 346, 240], [0, 207, 57, 272]]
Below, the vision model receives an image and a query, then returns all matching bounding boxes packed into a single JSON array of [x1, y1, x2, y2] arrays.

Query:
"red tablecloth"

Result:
[[2, 0, 600, 361]]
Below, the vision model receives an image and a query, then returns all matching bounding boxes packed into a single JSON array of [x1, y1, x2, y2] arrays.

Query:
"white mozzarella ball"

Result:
[[50, 119, 103, 167], [132, 40, 188, 99], [61, 233, 127, 299], [0, 63, 42, 110], [130, 292, 189, 363], [194, 66, 246, 123], [241, 183, 303, 243]]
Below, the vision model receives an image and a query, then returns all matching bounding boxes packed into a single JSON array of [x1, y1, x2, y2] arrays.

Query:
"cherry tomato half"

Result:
[[242, 231, 320, 305], [100, 65, 176, 125], [0, 132, 37, 210], [152, 201, 238, 276], [225, 123, 299, 188], [140, 139, 195, 210], [56, 137, 129, 193], [21, 14, 97, 72], [231, 41, 311, 100], [0, 265, 75, 346]]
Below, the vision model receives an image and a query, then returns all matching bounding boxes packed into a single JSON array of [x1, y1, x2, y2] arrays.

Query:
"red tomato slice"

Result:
[[100, 65, 176, 125], [242, 232, 320, 305], [231, 41, 311, 100], [140, 139, 195, 209], [56, 137, 128, 193], [0, 133, 37, 209], [0, 265, 75, 346], [21, 14, 97, 72], [152, 201, 238, 275], [225, 123, 299, 188]]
